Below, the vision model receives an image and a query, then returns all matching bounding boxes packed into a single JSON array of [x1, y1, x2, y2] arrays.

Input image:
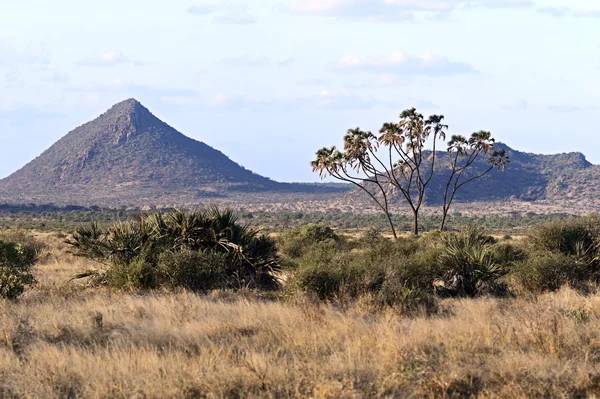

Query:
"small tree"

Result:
[[311, 108, 508, 236]]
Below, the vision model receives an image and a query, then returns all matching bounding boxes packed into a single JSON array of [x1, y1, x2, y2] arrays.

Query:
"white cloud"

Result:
[[470, 0, 533, 9], [209, 90, 396, 111], [299, 78, 333, 86], [416, 100, 440, 110], [304, 89, 400, 110], [77, 51, 145, 67], [537, 6, 570, 17], [277, 58, 296, 67], [209, 94, 276, 109], [288, 0, 412, 20], [378, 73, 398, 84], [288, 0, 533, 19], [186, 4, 218, 15], [49, 70, 70, 83], [334, 52, 477, 76], [312, 89, 386, 109], [289, 0, 348, 14], [3, 71, 24, 89], [218, 55, 295, 68], [187, 3, 257, 24], [211, 93, 229, 106], [0, 104, 62, 126]]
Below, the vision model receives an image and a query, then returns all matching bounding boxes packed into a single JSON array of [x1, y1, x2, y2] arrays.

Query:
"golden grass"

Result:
[[2, 233, 600, 398]]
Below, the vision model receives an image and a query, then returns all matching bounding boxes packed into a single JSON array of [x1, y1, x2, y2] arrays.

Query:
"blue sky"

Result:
[[1, 0, 599, 182]]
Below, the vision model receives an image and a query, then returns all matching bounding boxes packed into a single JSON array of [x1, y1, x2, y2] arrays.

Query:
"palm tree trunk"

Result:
[[440, 209, 448, 232], [385, 212, 398, 240], [413, 210, 419, 236]]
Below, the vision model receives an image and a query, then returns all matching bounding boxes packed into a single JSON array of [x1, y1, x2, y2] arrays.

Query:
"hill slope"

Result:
[[1, 99, 599, 209], [355, 142, 600, 206], [0, 99, 325, 205]]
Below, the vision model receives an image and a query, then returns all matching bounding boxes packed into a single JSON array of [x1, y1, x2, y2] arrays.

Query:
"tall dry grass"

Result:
[[3, 289, 600, 397], [1, 232, 600, 397]]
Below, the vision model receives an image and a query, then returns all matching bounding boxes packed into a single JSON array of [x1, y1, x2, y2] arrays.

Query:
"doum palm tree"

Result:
[[312, 108, 508, 236]]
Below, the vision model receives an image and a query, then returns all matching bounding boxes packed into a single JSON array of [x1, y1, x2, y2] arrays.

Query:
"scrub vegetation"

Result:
[[2, 211, 600, 397]]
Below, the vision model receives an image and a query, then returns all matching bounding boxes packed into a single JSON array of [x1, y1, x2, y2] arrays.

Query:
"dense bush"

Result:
[[507, 217, 600, 293], [105, 251, 158, 290], [359, 227, 384, 248], [511, 252, 588, 293], [290, 223, 534, 309], [156, 250, 228, 291], [292, 238, 438, 315], [278, 224, 340, 259], [436, 226, 511, 298], [0, 230, 47, 257], [530, 217, 600, 262], [67, 208, 280, 291], [0, 235, 39, 299], [66, 213, 600, 301]]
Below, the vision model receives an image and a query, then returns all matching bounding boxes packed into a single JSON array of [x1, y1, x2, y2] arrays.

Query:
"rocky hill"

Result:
[[1, 99, 598, 210], [0, 99, 344, 206], [441, 142, 599, 203], [354, 142, 600, 206]]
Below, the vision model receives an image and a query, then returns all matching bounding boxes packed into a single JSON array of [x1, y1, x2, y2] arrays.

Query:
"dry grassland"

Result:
[[1, 234, 600, 398]]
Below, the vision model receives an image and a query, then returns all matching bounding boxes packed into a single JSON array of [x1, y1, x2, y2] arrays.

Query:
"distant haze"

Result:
[[1, 0, 599, 181]]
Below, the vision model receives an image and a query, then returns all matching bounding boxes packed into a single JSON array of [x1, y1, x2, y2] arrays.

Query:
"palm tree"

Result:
[[312, 108, 506, 236], [440, 132, 508, 231], [67, 208, 281, 290]]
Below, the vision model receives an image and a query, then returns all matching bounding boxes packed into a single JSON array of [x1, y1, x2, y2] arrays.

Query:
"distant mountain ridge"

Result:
[[353, 142, 600, 206], [0, 99, 598, 208], [443, 142, 599, 203], [0, 99, 344, 206]]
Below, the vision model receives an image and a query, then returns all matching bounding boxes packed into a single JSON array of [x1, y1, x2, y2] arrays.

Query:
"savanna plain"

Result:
[[2, 210, 600, 399]]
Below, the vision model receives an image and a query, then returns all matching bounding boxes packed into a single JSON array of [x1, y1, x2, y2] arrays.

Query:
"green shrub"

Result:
[[530, 217, 600, 261], [492, 241, 527, 265], [292, 239, 437, 315], [0, 238, 38, 299], [511, 252, 590, 293], [417, 230, 445, 247], [379, 273, 438, 315], [67, 208, 280, 291], [157, 250, 227, 291], [106, 254, 158, 290], [297, 224, 339, 242], [0, 230, 46, 258], [359, 227, 384, 248], [293, 242, 345, 300], [509, 217, 600, 292], [278, 224, 340, 259]]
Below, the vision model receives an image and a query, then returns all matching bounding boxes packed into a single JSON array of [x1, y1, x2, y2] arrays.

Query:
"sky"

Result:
[[1, 0, 599, 182]]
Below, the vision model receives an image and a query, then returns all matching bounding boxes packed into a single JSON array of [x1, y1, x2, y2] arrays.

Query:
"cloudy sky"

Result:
[[1, 0, 599, 182]]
